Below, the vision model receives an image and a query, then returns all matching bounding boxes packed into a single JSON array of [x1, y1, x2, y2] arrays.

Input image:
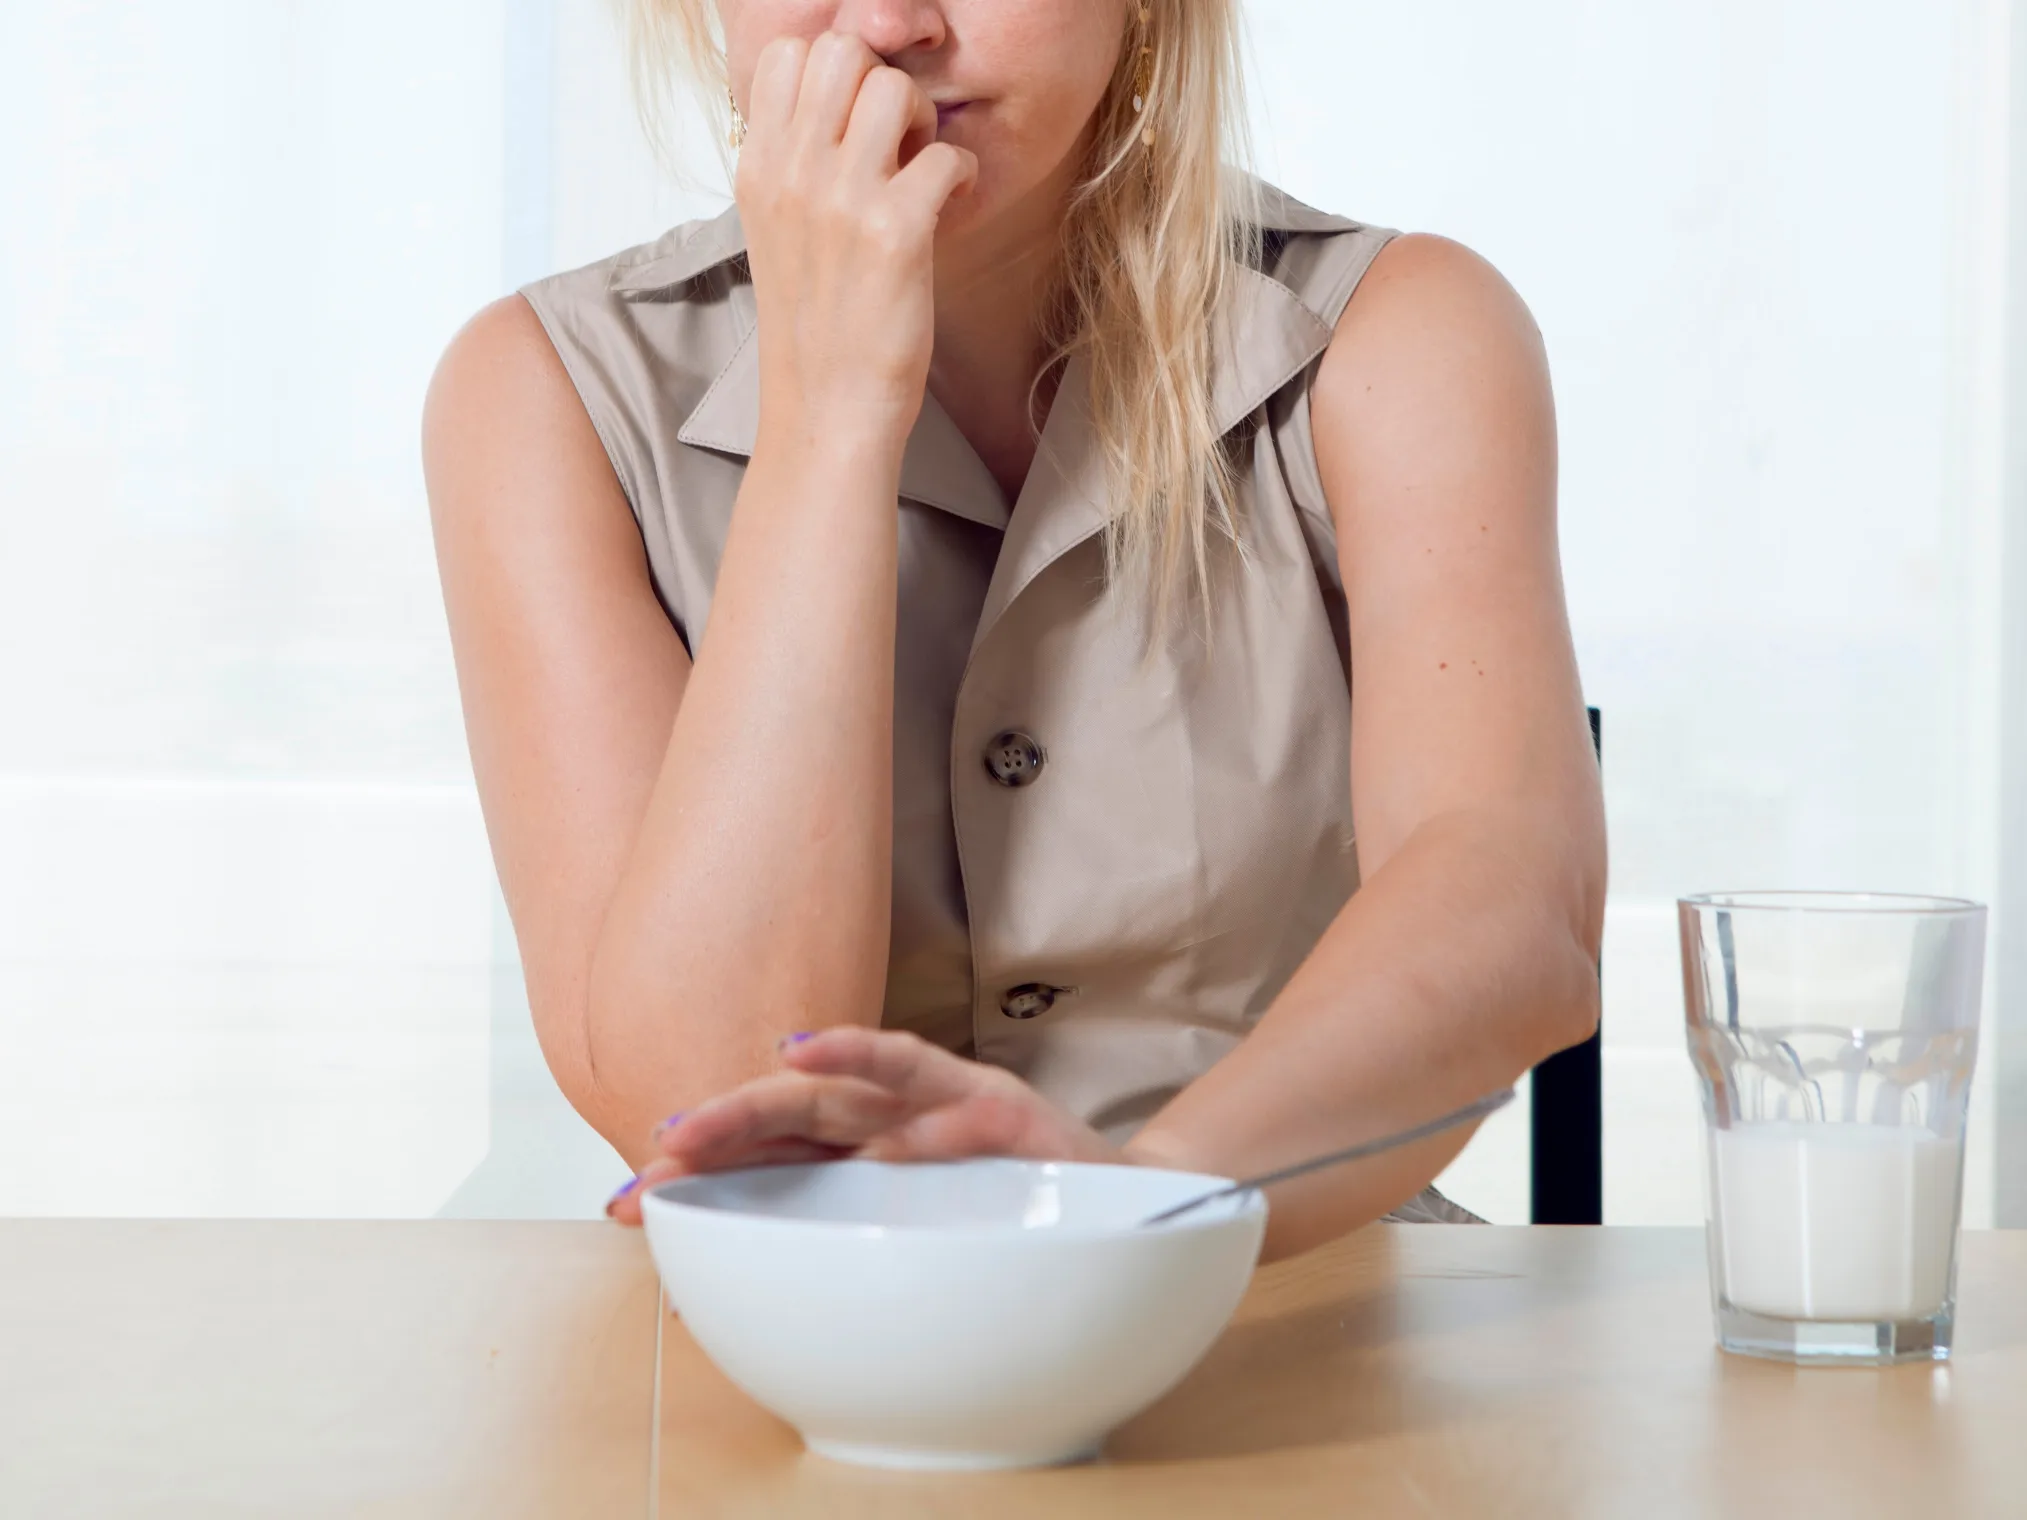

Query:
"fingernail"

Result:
[[605, 1174, 641, 1215], [778, 1031, 814, 1049], [653, 1112, 686, 1135]]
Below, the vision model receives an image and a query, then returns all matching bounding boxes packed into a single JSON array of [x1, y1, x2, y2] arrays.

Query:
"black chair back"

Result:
[[1529, 706, 1604, 1224]]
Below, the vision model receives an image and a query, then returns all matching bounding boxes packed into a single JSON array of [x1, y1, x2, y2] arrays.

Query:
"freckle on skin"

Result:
[[1440, 662, 1449, 671]]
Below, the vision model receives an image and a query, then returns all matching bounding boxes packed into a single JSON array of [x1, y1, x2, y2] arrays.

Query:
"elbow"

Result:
[[557, 1025, 662, 1171], [1526, 912, 1602, 1065], [526, 960, 640, 1162], [1508, 836, 1604, 1068], [1551, 806, 1607, 1054], [538, 994, 622, 1137], [1550, 947, 1602, 1053]]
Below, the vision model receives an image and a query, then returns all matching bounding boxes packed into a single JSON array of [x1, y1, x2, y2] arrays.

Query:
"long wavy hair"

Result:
[[625, 2, 1258, 627]]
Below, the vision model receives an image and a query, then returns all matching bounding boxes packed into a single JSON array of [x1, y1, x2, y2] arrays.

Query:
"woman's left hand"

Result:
[[605, 1027, 1123, 1225]]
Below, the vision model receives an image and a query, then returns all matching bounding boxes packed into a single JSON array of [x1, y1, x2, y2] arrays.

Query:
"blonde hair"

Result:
[[625, 1, 1258, 627]]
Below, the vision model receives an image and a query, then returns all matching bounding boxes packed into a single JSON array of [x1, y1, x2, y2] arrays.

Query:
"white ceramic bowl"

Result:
[[641, 1157, 1266, 1470]]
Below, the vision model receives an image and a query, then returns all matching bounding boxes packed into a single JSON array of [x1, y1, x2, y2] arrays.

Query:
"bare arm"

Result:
[[1125, 234, 1607, 1258], [423, 35, 975, 1172]]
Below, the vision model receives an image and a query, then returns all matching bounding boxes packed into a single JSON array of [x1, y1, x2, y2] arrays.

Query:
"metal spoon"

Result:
[[1138, 1086, 1517, 1227]]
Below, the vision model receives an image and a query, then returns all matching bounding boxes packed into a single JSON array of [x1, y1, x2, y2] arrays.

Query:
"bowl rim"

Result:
[[638, 1156, 1267, 1241]]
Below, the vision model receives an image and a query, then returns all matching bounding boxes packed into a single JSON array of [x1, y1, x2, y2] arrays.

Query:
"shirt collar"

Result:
[[612, 179, 1360, 529]]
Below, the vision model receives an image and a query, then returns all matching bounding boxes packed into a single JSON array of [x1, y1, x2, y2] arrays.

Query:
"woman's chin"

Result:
[[928, 163, 1061, 254], [930, 177, 996, 242]]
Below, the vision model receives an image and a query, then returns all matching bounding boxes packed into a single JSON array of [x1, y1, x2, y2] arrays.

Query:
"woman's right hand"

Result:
[[735, 33, 979, 456]]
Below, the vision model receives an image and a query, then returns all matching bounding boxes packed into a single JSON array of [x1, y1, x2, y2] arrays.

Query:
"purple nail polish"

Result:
[[606, 1174, 641, 1212], [782, 1031, 815, 1046], [653, 1111, 686, 1135]]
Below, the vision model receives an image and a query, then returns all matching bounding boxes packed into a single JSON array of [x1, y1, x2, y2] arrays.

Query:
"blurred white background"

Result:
[[1, 0, 2021, 1223]]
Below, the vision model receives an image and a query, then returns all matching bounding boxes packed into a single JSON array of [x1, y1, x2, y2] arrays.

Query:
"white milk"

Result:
[[1711, 1123, 1961, 1322]]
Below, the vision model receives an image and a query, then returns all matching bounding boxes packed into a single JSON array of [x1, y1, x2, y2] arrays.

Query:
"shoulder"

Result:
[[1331, 233, 1544, 363], [422, 293, 581, 497], [421, 284, 647, 607], [1311, 233, 1553, 471], [423, 223, 681, 450], [1240, 177, 1542, 379], [1231, 186, 1551, 511], [425, 206, 749, 510], [437, 204, 747, 420], [1322, 232, 1547, 391], [1298, 229, 1558, 583]]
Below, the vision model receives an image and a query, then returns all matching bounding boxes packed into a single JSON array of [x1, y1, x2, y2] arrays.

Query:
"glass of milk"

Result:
[[1680, 892, 1984, 1365]]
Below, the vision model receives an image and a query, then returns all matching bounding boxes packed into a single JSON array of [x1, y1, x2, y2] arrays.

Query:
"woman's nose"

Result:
[[825, 0, 947, 59]]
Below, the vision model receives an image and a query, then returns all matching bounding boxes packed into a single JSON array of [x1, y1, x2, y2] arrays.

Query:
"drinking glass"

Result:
[[1679, 892, 1985, 1365]]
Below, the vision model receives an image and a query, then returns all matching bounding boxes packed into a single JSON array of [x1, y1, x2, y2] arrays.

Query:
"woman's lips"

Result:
[[934, 101, 972, 131]]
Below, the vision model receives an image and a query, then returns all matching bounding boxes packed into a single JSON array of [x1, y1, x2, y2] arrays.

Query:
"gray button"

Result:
[[1000, 983, 1064, 1020], [983, 730, 1045, 788]]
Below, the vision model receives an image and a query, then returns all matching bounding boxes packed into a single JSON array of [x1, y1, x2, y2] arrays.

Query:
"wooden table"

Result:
[[4, 1224, 2022, 1517]]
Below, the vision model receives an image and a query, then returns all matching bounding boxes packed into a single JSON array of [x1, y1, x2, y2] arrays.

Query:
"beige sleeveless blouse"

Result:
[[521, 181, 1401, 1144]]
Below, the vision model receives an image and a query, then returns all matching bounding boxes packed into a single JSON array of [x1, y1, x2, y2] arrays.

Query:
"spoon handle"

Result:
[[1139, 1086, 1517, 1227]]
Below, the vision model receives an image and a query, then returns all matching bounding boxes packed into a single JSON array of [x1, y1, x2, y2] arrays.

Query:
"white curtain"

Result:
[[0, 0, 2013, 1221]]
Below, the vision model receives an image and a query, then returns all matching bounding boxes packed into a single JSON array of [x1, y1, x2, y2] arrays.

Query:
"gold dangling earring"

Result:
[[726, 86, 747, 150], [1132, 6, 1155, 148]]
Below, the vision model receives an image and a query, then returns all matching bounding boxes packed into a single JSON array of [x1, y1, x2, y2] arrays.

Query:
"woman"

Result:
[[423, 0, 1605, 1262]]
